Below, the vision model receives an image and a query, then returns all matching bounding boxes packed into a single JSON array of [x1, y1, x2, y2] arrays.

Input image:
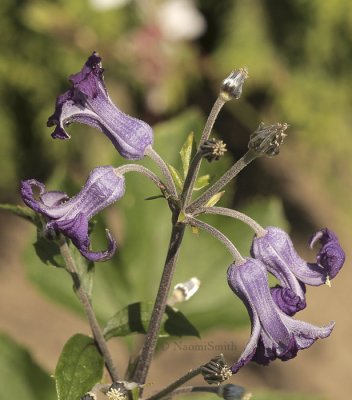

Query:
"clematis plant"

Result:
[[1, 52, 345, 400]]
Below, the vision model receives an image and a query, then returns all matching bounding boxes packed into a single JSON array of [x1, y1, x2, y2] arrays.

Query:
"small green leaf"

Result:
[[179, 131, 195, 178], [205, 191, 225, 207], [33, 234, 65, 268], [194, 174, 211, 191], [55, 334, 104, 400], [0, 203, 37, 224], [0, 333, 56, 400], [103, 302, 199, 340], [167, 164, 184, 191]]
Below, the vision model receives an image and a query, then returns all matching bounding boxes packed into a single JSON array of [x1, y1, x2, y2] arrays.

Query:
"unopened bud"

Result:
[[220, 68, 248, 101], [248, 122, 288, 157], [201, 354, 232, 384], [218, 384, 249, 400], [201, 139, 227, 162], [106, 382, 128, 400]]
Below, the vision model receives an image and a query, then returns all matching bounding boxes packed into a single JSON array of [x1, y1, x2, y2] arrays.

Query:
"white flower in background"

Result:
[[89, 0, 130, 11], [156, 0, 206, 41]]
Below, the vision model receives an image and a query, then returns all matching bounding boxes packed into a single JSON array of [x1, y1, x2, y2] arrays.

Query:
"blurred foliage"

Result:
[[0, 332, 56, 400]]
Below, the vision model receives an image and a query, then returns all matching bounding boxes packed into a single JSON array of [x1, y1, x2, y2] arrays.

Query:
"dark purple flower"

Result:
[[21, 166, 125, 261], [251, 226, 345, 288], [47, 52, 153, 160], [227, 259, 334, 373]]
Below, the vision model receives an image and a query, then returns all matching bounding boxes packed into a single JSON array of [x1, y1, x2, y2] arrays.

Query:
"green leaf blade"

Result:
[[103, 302, 199, 340], [55, 334, 104, 400], [179, 131, 195, 178], [167, 164, 184, 191]]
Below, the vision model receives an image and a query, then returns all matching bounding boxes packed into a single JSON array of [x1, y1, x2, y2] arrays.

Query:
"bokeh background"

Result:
[[0, 0, 351, 399]]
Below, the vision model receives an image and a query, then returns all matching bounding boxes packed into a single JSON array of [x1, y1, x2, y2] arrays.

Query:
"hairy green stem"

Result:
[[132, 222, 186, 387], [185, 216, 245, 264], [145, 146, 178, 198], [145, 367, 202, 400], [59, 239, 119, 382], [195, 206, 266, 237], [180, 97, 225, 209], [187, 150, 258, 213]]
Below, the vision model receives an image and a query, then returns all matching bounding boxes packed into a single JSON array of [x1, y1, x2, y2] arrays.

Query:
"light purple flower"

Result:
[[47, 52, 153, 160], [251, 226, 345, 288], [21, 166, 125, 261], [227, 258, 334, 373]]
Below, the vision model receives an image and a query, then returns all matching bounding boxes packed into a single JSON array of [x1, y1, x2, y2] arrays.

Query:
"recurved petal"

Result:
[[310, 228, 345, 280], [270, 286, 306, 316]]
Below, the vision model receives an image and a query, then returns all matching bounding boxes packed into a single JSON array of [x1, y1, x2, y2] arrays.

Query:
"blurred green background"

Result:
[[0, 0, 351, 399]]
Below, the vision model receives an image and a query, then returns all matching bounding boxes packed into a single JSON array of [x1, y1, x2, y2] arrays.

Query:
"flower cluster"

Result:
[[227, 226, 345, 372], [22, 53, 154, 261], [19, 52, 346, 386]]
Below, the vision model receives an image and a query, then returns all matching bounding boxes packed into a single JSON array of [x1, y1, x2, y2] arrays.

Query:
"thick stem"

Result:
[[180, 97, 225, 209], [132, 223, 186, 386], [186, 150, 258, 213], [145, 367, 202, 400], [145, 146, 178, 198], [185, 216, 245, 264], [195, 206, 266, 237], [59, 239, 119, 382]]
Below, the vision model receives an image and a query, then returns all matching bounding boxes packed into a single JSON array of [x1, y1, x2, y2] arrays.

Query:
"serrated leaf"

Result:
[[194, 174, 210, 191], [204, 191, 225, 207], [103, 302, 199, 340], [0, 203, 37, 224], [167, 164, 184, 191], [179, 131, 195, 178], [55, 334, 104, 400], [0, 333, 56, 400]]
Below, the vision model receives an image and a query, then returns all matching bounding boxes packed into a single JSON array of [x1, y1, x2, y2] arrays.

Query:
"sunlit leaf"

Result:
[[179, 131, 195, 178], [55, 334, 104, 400], [194, 174, 211, 191], [204, 191, 225, 207], [167, 164, 184, 191]]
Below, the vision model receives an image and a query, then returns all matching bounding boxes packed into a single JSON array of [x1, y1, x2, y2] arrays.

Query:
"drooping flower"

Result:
[[227, 258, 334, 373], [21, 166, 125, 261], [251, 226, 345, 288], [47, 52, 153, 160]]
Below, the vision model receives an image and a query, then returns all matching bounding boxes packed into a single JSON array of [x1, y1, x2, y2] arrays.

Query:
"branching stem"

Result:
[[59, 238, 119, 382]]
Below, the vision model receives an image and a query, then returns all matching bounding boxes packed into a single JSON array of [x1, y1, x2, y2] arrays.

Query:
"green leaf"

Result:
[[0, 203, 37, 224], [55, 334, 104, 400], [179, 131, 195, 178], [33, 234, 65, 268], [204, 191, 225, 207], [0, 332, 55, 400], [167, 163, 184, 191], [194, 174, 210, 191], [103, 302, 199, 340]]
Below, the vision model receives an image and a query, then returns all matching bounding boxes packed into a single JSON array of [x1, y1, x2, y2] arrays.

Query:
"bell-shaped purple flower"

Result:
[[227, 259, 334, 373], [21, 166, 125, 262], [251, 226, 345, 288], [47, 52, 153, 160]]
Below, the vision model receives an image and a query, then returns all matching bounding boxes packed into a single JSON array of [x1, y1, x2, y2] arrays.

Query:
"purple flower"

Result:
[[21, 166, 125, 261], [227, 259, 334, 373], [251, 226, 345, 287], [47, 52, 153, 160]]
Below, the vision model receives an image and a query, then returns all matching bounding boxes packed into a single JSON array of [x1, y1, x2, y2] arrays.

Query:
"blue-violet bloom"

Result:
[[251, 226, 345, 289], [21, 166, 125, 261], [227, 258, 334, 373], [47, 52, 153, 160]]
